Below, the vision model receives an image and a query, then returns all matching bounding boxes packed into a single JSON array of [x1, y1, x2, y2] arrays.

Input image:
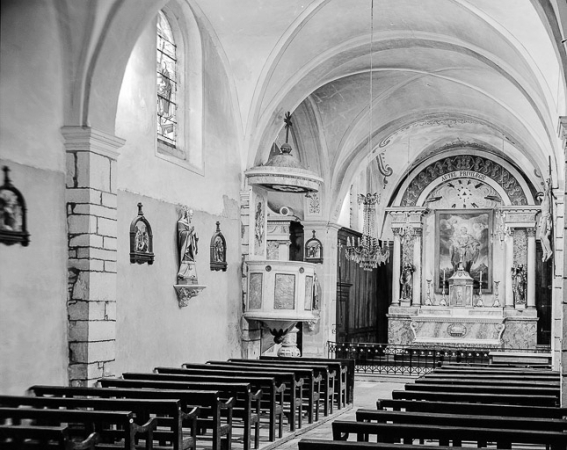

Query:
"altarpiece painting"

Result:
[[435, 209, 492, 293]]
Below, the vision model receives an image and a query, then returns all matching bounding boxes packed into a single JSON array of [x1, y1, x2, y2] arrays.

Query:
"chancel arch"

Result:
[[393, 152, 537, 208]]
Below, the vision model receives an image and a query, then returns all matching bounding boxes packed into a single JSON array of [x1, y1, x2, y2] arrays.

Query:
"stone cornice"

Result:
[[61, 126, 125, 160]]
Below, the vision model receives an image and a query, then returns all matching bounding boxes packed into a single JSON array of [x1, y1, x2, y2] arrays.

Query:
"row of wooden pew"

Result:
[[298, 362, 567, 449], [0, 356, 354, 450]]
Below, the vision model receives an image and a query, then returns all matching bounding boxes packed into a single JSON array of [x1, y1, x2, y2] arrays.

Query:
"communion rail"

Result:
[[326, 341, 548, 376]]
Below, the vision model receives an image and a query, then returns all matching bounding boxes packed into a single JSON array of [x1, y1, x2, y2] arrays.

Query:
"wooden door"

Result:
[[337, 228, 390, 343]]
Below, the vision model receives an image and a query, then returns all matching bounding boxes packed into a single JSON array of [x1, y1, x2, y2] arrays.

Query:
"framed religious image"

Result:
[[304, 230, 323, 264], [129, 202, 154, 265], [210, 221, 227, 272], [0, 166, 30, 247], [435, 209, 492, 294]]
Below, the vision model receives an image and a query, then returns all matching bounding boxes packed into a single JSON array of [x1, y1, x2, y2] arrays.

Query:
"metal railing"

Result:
[[327, 341, 492, 376]]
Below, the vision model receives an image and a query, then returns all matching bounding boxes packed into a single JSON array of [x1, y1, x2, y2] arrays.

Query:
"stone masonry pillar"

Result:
[[62, 126, 124, 386], [301, 221, 340, 357]]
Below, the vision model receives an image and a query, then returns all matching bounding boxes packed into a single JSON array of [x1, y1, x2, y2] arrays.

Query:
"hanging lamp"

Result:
[[344, 0, 390, 271]]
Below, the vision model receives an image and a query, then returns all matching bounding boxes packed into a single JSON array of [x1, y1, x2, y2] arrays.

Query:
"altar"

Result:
[[384, 154, 542, 350]]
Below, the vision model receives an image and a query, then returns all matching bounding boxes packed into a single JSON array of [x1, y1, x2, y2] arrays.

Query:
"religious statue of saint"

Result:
[[449, 225, 480, 274], [539, 177, 553, 262], [312, 273, 322, 310], [511, 265, 526, 305], [177, 209, 198, 281], [213, 235, 225, 262], [135, 226, 148, 252], [400, 263, 414, 300]]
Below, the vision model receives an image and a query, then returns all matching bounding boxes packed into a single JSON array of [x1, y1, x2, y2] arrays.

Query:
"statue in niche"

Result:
[[210, 221, 227, 272], [177, 208, 199, 282], [449, 224, 480, 274], [129, 202, 154, 264], [254, 201, 265, 255], [511, 264, 527, 305], [400, 263, 415, 300], [538, 177, 553, 262]]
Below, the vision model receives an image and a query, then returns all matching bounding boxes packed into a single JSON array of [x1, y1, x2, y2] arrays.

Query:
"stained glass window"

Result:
[[157, 11, 177, 146]]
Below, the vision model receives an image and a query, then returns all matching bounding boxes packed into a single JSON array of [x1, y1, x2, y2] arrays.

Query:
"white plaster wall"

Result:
[[114, 17, 243, 373], [0, 1, 68, 394]]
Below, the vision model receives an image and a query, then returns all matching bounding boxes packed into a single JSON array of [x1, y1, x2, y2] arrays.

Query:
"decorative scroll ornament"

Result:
[[129, 202, 154, 264], [345, 193, 390, 271], [210, 221, 227, 272], [0, 166, 30, 247], [377, 152, 393, 186], [493, 208, 512, 249], [397, 211, 415, 244], [304, 230, 323, 264]]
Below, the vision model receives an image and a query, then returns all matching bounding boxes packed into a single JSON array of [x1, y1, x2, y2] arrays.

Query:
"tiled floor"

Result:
[[270, 375, 411, 450]]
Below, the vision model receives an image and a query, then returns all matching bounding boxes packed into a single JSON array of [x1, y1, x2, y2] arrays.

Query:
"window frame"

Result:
[[155, 5, 204, 175]]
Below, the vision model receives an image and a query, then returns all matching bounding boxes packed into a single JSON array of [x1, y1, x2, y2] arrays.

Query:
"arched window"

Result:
[[157, 11, 177, 147], [155, 6, 203, 172]]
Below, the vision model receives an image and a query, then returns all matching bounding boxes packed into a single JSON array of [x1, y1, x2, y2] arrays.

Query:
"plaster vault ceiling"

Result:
[[195, 0, 565, 215]]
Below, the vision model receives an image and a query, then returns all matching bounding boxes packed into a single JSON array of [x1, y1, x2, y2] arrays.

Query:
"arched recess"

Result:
[[63, 0, 244, 162], [391, 150, 537, 207]]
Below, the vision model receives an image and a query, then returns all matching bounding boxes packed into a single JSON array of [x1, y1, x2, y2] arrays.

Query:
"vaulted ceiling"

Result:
[[193, 0, 566, 218], [56, 0, 567, 221]]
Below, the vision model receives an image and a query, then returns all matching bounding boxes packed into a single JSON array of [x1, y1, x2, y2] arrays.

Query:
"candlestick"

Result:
[[479, 270, 482, 295]]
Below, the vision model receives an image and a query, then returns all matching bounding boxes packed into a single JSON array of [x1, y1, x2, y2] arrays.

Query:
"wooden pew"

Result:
[[30, 385, 229, 450], [0, 407, 156, 450], [437, 365, 559, 375], [424, 371, 560, 382], [416, 376, 560, 387], [331, 420, 567, 449], [392, 389, 558, 406], [116, 374, 261, 450], [260, 356, 350, 408], [228, 358, 335, 416], [0, 425, 99, 450], [1, 394, 198, 450], [178, 364, 303, 431], [376, 398, 567, 419], [95, 380, 234, 450], [152, 369, 285, 442], [355, 408, 567, 434], [299, 441, 460, 450], [440, 362, 553, 370], [404, 381, 560, 399], [205, 361, 322, 424]]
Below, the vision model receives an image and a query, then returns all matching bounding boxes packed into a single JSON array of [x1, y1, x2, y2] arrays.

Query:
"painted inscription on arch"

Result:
[[400, 155, 527, 207]]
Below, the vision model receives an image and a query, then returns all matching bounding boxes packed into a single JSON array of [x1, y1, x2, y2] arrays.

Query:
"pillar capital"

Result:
[[61, 126, 125, 160]]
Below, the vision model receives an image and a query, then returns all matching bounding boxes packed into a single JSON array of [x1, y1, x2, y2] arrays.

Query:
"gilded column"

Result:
[[392, 230, 401, 304], [527, 227, 536, 309], [412, 228, 422, 306], [505, 231, 515, 308]]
